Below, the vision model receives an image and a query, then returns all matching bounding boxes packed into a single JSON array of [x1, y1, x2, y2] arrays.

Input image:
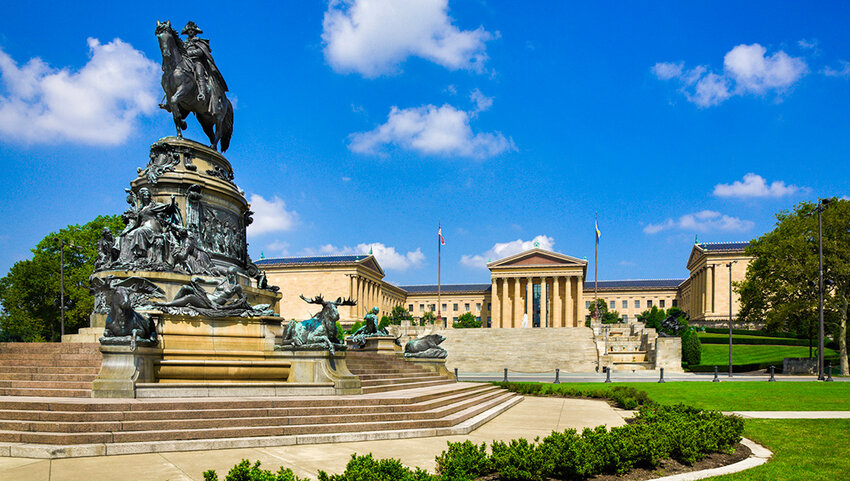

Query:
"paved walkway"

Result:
[[0, 396, 629, 481]]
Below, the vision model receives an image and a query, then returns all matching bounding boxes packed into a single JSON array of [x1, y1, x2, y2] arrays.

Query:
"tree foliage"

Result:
[[737, 199, 850, 374], [588, 298, 622, 324], [389, 305, 412, 325], [420, 310, 436, 326], [0, 215, 124, 342], [453, 311, 481, 328]]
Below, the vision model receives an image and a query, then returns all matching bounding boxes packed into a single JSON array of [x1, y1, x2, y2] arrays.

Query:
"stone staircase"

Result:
[[0, 382, 521, 458], [345, 351, 455, 393], [0, 343, 102, 398]]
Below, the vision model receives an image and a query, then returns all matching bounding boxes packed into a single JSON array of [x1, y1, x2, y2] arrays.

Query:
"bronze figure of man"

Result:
[[181, 21, 228, 103]]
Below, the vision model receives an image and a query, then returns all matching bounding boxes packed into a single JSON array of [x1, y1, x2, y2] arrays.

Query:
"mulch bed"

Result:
[[473, 442, 752, 481]]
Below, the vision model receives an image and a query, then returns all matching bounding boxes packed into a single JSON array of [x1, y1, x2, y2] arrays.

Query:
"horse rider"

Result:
[[181, 21, 228, 103]]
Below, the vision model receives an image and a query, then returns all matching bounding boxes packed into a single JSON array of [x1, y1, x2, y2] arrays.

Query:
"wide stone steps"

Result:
[[0, 343, 102, 398], [0, 383, 518, 448]]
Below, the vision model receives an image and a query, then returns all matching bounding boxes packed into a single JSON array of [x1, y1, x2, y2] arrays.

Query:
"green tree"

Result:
[[378, 315, 391, 330], [636, 305, 667, 329], [453, 311, 481, 328], [420, 310, 436, 326], [737, 199, 850, 374], [390, 305, 413, 325], [0, 215, 124, 342], [587, 298, 622, 324]]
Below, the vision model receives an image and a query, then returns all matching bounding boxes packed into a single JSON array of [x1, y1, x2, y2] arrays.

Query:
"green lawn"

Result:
[[697, 332, 800, 341], [697, 344, 837, 367], [545, 382, 850, 410], [708, 420, 850, 481]]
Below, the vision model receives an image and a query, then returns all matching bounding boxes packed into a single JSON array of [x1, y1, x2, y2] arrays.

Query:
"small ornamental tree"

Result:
[[453, 311, 481, 328], [420, 311, 436, 326], [390, 305, 413, 325], [588, 298, 622, 324]]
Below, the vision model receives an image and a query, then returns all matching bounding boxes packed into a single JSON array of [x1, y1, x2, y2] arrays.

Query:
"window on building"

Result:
[[634, 300, 640, 309], [453, 303, 458, 311], [647, 300, 653, 308], [672, 299, 678, 307], [442, 303, 447, 312], [622, 314, 628, 321], [487, 316, 492, 327], [622, 300, 628, 309], [465, 303, 470, 311], [609, 300, 615, 309], [452, 317, 457, 322], [419, 304, 425, 311], [428, 304, 435, 311], [660, 299, 666, 308], [487, 303, 491, 310], [476, 317, 481, 322], [586, 301, 591, 309], [408, 304, 414, 312], [476, 303, 481, 311]]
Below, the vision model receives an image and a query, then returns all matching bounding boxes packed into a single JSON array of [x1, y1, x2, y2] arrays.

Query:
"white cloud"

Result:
[[653, 43, 807, 107], [469, 88, 493, 113], [724, 44, 808, 93], [798, 39, 818, 50], [264, 240, 290, 257], [823, 60, 850, 78], [247, 194, 298, 236], [322, 0, 494, 77], [644, 211, 754, 234], [0, 38, 159, 144], [460, 235, 554, 269], [303, 242, 424, 271], [349, 103, 515, 159], [713, 173, 801, 199], [341, 176, 351, 182], [841, 195, 850, 201]]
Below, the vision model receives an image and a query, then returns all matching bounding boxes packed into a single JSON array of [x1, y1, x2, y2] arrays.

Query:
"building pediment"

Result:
[[488, 248, 587, 269], [358, 255, 384, 278]]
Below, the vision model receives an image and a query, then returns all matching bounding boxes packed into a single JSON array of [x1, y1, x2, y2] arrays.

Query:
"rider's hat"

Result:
[[181, 21, 203, 36]]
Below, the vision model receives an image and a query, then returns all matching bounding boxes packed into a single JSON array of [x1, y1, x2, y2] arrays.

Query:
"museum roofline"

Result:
[[398, 283, 492, 294], [697, 241, 750, 252], [255, 255, 371, 266], [583, 279, 686, 290]]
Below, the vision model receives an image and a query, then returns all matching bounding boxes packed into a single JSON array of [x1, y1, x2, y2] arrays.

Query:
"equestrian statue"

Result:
[[155, 20, 233, 152]]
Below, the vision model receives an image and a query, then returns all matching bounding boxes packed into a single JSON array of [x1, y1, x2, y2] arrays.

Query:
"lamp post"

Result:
[[726, 260, 737, 378], [816, 198, 832, 381], [54, 238, 83, 339]]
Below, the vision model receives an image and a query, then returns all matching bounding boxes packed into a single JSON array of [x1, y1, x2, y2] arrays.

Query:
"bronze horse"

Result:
[[155, 21, 233, 152]]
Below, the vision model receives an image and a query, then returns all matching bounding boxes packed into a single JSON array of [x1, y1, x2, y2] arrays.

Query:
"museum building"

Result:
[[257, 241, 752, 327]]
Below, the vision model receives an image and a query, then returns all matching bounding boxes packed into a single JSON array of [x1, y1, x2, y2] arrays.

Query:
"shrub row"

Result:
[[492, 383, 651, 410], [699, 336, 810, 347], [434, 403, 743, 481], [703, 327, 806, 339]]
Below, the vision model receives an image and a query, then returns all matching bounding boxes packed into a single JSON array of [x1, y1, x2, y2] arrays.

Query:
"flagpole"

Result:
[[437, 220, 442, 326], [594, 213, 598, 323]]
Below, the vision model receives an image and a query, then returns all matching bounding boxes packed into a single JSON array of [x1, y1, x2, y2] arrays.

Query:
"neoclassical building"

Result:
[[256, 242, 752, 327]]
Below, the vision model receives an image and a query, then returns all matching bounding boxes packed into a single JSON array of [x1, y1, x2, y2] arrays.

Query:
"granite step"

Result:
[[0, 343, 101, 353], [362, 378, 454, 394], [0, 387, 91, 398], [0, 373, 97, 382], [0, 366, 100, 375]]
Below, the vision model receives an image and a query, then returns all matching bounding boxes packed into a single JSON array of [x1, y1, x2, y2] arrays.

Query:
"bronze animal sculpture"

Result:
[[155, 20, 233, 152], [404, 333, 448, 358], [277, 295, 356, 355]]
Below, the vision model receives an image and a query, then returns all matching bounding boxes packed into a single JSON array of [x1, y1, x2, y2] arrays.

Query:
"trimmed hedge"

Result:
[[681, 328, 702, 366], [699, 336, 810, 347], [703, 327, 806, 339], [492, 383, 651, 410], [204, 460, 310, 481], [434, 404, 743, 480]]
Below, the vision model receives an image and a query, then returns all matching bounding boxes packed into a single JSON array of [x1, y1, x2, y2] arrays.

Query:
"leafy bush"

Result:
[[490, 438, 544, 481], [335, 322, 345, 342], [203, 459, 310, 481], [493, 382, 651, 410], [390, 305, 413, 325], [435, 441, 491, 481], [378, 315, 391, 330], [452, 312, 481, 329], [681, 328, 702, 366], [347, 321, 363, 335], [317, 453, 435, 481]]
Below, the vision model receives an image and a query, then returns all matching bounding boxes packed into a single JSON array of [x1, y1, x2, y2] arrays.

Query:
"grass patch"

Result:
[[697, 333, 811, 347], [694, 344, 837, 370], [521, 382, 850, 411], [710, 419, 850, 481]]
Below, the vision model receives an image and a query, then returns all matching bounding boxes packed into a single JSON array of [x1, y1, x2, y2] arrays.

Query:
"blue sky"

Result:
[[0, 1, 848, 286]]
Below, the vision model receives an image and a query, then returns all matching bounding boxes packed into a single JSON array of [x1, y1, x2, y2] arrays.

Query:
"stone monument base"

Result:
[[404, 357, 456, 380], [346, 336, 400, 355]]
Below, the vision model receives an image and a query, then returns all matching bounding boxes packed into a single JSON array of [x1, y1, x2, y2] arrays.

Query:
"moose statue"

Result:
[[276, 294, 356, 355]]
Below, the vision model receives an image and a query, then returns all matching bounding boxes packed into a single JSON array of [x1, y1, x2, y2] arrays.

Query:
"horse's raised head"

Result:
[[155, 20, 172, 35]]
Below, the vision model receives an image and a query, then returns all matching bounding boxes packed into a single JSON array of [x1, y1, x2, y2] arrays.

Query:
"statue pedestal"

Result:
[[404, 357, 455, 380], [277, 350, 361, 395], [92, 345, 162, 398], [346, 336, 399, 355]]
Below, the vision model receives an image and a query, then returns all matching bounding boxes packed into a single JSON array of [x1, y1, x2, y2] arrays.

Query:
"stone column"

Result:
[[526, 277, 533, 326], [553, 276, 561, 328], [564, 276, 573, 327], [349, 275, 357, 320], [568, 276, 584, 327], [491, 278, 499, 328], [540, 277, 548, 327], [513, 277, 521, 328]]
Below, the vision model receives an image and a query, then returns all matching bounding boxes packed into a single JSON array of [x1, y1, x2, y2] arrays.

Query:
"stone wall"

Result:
[[439, 327, 599, 373], [654, 337, 683, 373]]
